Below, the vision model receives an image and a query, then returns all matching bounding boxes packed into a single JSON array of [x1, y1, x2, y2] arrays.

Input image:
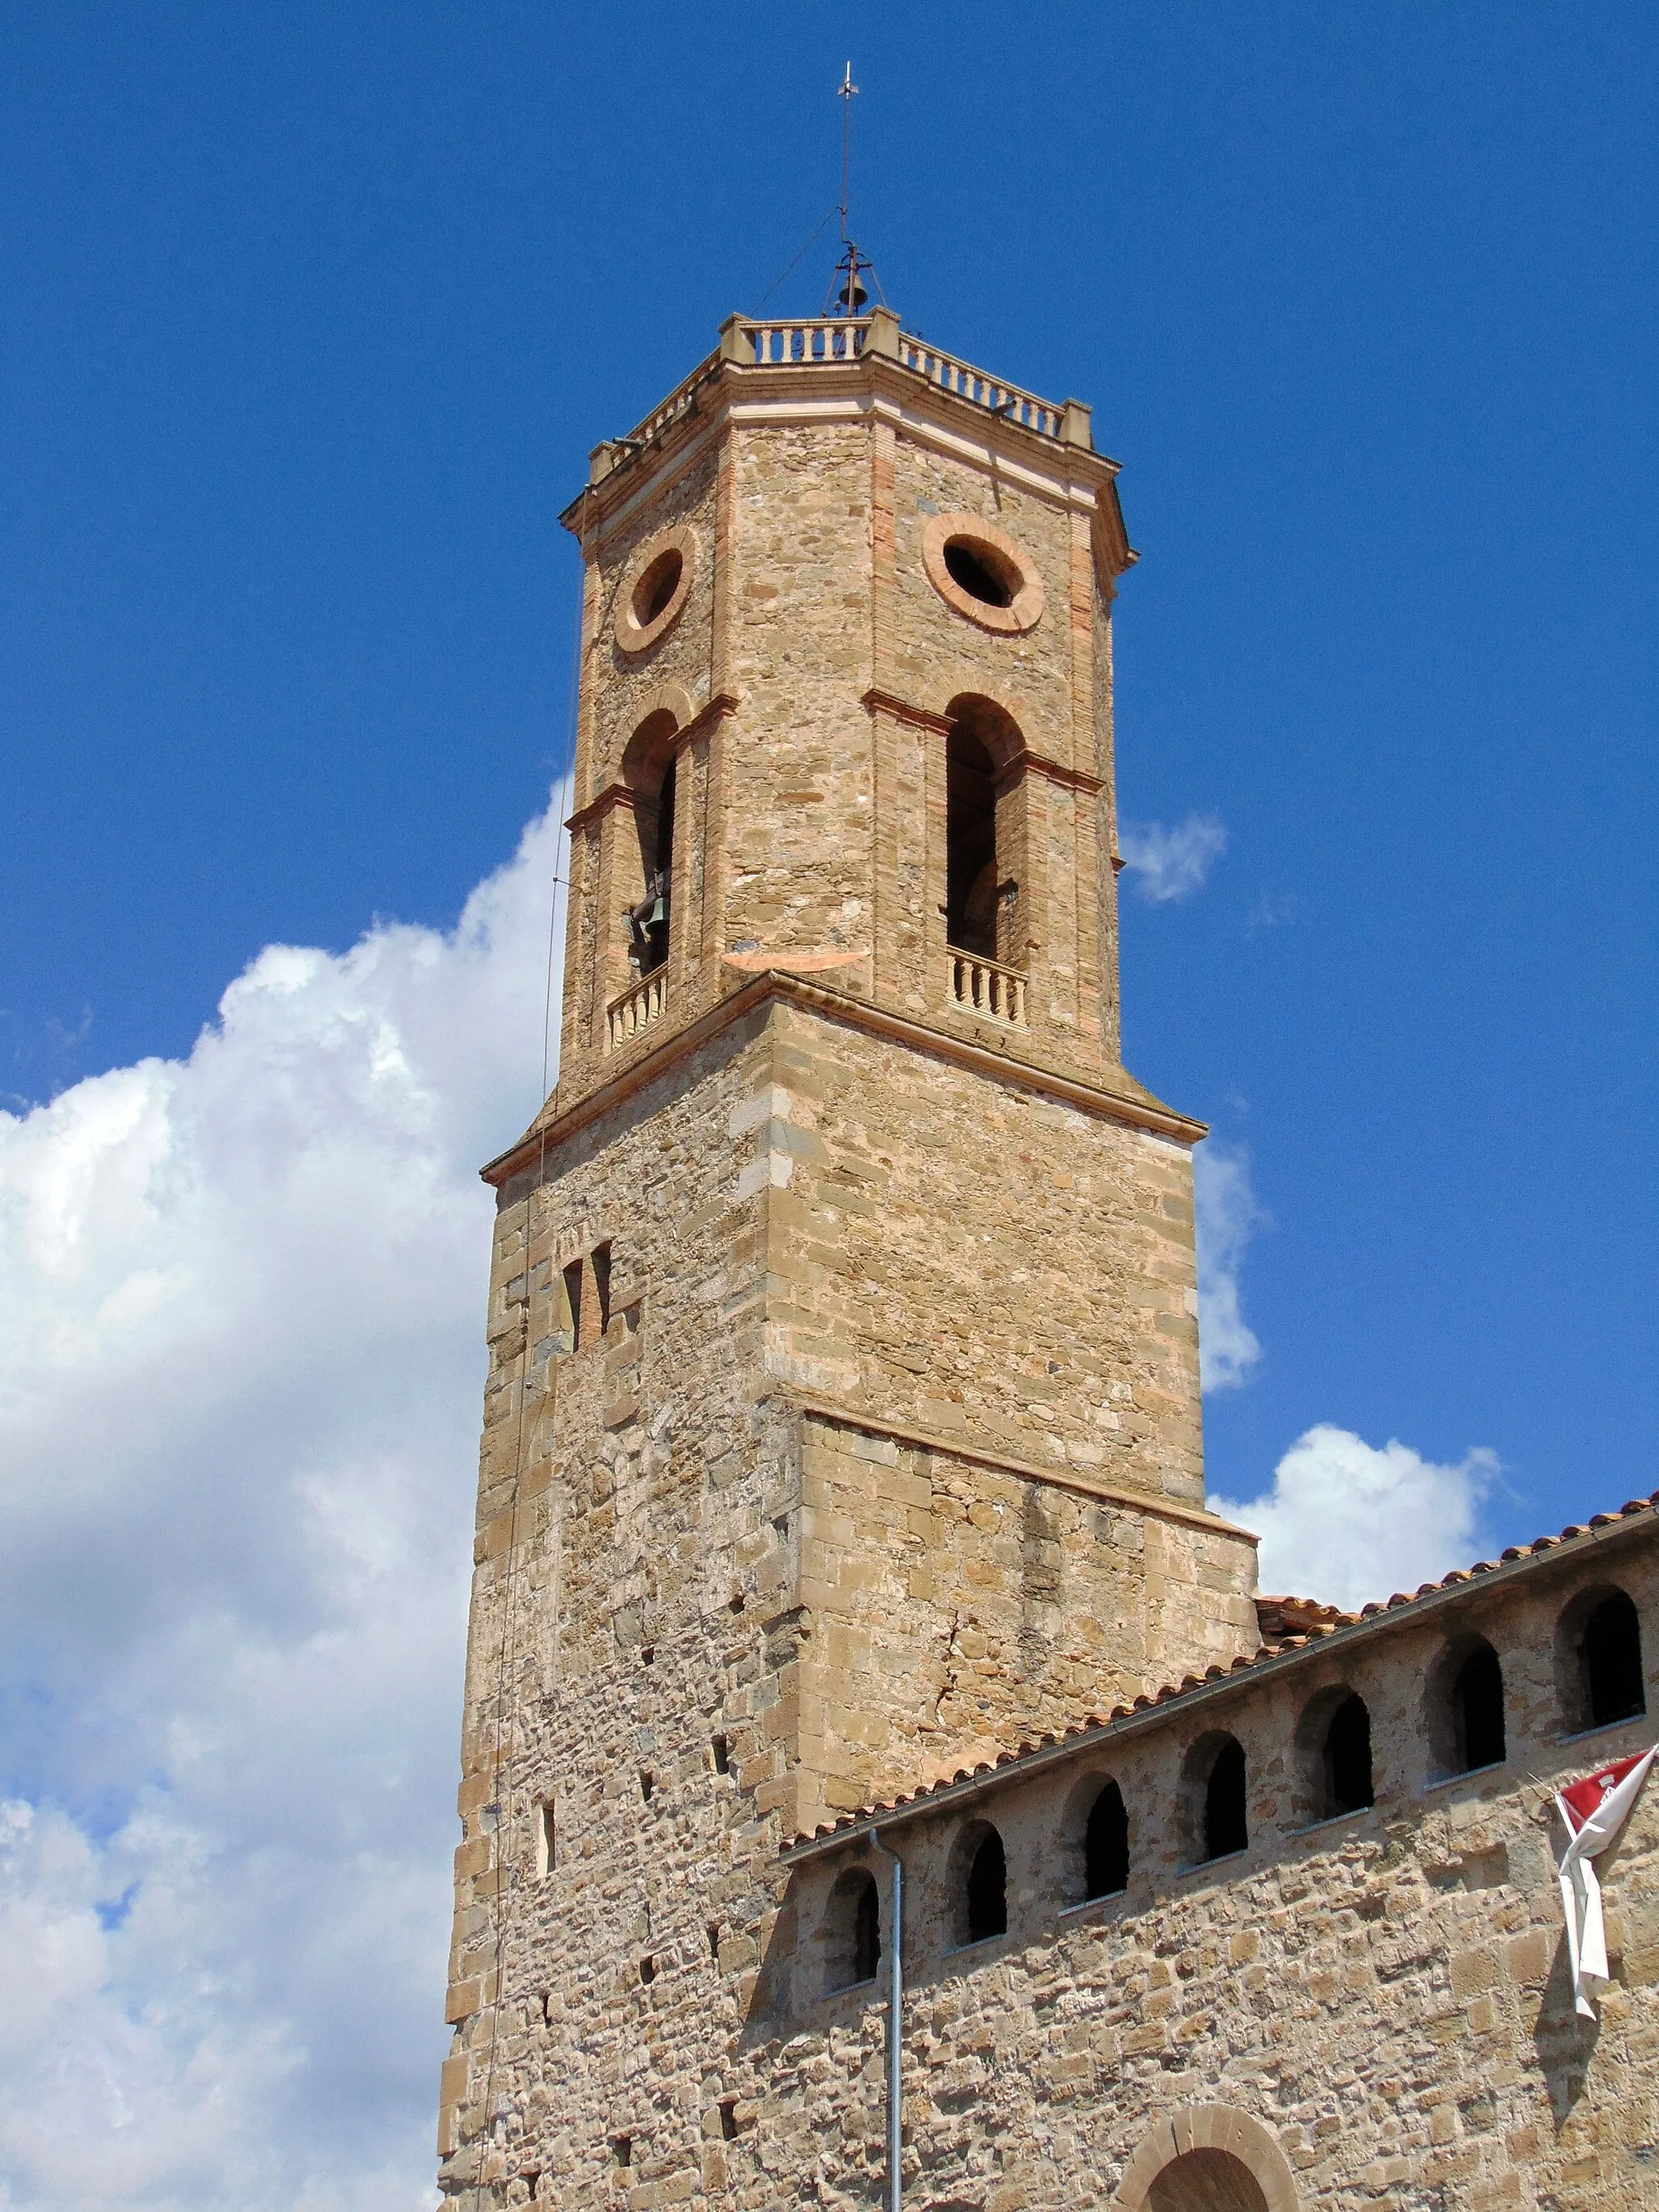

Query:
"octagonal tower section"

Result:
[[552, 308, 1144, 1115]]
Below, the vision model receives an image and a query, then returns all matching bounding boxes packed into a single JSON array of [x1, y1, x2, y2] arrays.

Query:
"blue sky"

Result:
[[6, 1, 1653, 1541], [0, 8, 1654, 2200]]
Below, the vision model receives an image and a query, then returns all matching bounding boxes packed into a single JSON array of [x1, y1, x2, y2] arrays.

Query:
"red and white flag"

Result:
[[1554, 1747, 1656, 2018]]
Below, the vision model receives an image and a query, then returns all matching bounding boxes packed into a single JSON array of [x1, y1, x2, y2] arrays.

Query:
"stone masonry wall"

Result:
[[756, 1000, 1222, 1511], [771, 1531, 1659, 2211], [795, 1413, 1259, 1833], [724, 421, 875, 963], [440, 992, 1252, 2200], [441, 1004, 788, 2197]]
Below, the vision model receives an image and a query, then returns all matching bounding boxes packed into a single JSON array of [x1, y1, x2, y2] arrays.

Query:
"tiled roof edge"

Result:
[[778, 1488, 1659, 1864]]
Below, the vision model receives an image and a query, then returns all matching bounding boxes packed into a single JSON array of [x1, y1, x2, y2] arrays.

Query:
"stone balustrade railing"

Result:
[[607, 970, 667, 1054], [747, 319, 865, 366], [596, 312, 1085, 475], [894, 335, 1062, 440], [946, 949, 1028, 1027]]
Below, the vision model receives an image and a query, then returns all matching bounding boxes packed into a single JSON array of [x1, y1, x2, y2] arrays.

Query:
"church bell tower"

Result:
[[437, 305, 1259, 2201]]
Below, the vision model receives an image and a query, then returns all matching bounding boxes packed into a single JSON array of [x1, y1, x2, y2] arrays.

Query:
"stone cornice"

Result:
[[563, 782, 635, 837], [480, 967, 1205, 1187], [1013, 749, 1104, 799], [670, 688, 740, 748], [787, 1393, 1251, 1541], [861, 687, 953, 735], [560, 346, 1133, 554]]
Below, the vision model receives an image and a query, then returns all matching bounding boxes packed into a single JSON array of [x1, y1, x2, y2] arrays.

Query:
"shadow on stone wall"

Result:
[[1532, 1932, 1601, 2127]]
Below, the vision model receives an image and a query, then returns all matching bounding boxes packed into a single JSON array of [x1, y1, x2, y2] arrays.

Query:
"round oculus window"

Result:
[[615, 526, 696, 654], [943, 537, 1017, 608], [633, 548, 683, 627], [921, 513, 1044, 635]]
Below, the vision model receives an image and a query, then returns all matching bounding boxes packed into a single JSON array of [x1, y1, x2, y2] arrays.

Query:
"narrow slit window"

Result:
[[592, 1242, 612, 1337], [561, 1259, 583, 1351], [711, 1733, 731, 1775], [535, 1798, 556, 1878]]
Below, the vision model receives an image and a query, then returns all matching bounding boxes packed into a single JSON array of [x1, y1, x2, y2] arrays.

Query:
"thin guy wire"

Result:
[[749, 206, 836, 315], [467, 504, 585, 2208]]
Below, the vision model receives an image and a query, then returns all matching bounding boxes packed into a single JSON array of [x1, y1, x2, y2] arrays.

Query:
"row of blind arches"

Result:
[[821, 1587, 1645, 1993]]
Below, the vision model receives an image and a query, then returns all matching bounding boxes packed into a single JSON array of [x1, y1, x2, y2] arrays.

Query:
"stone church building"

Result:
[[435, 308, 1659, 2209]]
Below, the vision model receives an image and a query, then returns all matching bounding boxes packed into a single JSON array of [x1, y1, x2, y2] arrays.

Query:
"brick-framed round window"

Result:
[[614, 524, 697, 655], [922, 512, 1045, 636]]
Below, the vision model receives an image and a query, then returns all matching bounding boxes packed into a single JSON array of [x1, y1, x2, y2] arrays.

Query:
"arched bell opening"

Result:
[[622, 708, 680, 978], [943, 694, 1026, 973]]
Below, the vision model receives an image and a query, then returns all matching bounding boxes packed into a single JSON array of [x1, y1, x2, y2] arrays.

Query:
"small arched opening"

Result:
[[1115, 2103, 1301, 2212], [1181, 1733, 1248, 1865], [1558, 1585, 1646, 1733], [821, 1865, 881, 1993], [1147, 2149, 1271, 2212], [1292, 1686, 1375, 1825], [949, 1819, 1008, 1946], [622, 708, 680, 975], [1304, 1688, 1374, 1820], [943, 695, 1025, 971], [1427, 1634, 1506, 1777], [1082, 1777, 1129, 1900], [1322, 1692, 1374, 1815]]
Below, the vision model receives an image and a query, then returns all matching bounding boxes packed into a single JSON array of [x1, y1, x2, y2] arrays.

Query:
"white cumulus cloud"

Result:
[[1117, 811, 1228, 902], [1193, 1141, 1264, 1392], [1212, 1425, 1498, 1613], [0, 795, 566, 2209]]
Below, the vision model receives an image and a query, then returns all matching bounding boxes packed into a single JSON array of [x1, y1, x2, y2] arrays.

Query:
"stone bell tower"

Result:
[[437, 306, 1260, 2201]]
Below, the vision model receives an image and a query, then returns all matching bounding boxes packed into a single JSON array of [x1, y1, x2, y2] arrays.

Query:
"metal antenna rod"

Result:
[[838, 61, 859, 242]]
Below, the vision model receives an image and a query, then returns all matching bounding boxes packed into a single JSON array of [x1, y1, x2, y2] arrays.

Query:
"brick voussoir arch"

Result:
[[633, 681, 697, 732], [921, 676, 1037, 749], [1113, 2103, 1300, 2212]]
